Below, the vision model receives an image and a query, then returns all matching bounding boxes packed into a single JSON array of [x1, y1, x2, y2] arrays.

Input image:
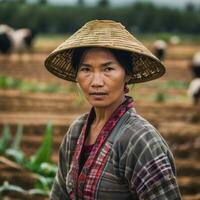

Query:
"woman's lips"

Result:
[[89, 92, 107, 99]]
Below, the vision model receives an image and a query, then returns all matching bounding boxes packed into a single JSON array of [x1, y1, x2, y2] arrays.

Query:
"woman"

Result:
[[44, 20, 181, 200]]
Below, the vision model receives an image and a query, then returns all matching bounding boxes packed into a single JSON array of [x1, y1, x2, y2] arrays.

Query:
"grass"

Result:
[[129, 80, 190, 103], [0, 76, 70, 94], [0, 75, 191, 103]]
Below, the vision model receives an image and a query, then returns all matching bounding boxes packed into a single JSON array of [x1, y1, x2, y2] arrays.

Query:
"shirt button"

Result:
[[68, 181, 73, 188]]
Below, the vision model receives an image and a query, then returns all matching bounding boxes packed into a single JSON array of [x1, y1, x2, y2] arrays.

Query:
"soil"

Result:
[[0, 43, 200, 199]]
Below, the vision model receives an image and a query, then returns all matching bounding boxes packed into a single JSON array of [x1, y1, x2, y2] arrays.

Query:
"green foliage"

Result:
[[5, 125, 25, 164], [0, 124, 11, 154], [0, 181, 49, 196], [34, 174, 54, 192], [11, 124, 23, 150], [98, 0, 109, 7], [0, 3, 200, 34], [0, 122, 57, 196], [154, 91, 166, 103], [0, 181, 25, 195], [0, 76, 68, 94], [159, 80, 189, 89], [0, 77, 21, 89], [28, 121, 53, 171], [38, 162, 58, 177], [5, 148, 24, 164]]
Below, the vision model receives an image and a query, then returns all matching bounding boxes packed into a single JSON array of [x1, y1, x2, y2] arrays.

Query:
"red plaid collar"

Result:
[[70, 96, 133, 199]]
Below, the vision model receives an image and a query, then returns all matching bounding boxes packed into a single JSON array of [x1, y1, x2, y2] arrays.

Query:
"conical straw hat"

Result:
[[44, 20, 165, 84]]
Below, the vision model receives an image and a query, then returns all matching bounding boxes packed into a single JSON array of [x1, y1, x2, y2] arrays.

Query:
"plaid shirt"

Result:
[[50, 97, 181, 200]]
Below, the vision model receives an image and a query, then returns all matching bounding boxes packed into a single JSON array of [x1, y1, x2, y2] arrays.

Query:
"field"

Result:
[[0, 35, 200, 200]]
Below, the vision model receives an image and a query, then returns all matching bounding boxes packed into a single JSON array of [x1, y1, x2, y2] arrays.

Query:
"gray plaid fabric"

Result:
[[50, 108, 181, 200]]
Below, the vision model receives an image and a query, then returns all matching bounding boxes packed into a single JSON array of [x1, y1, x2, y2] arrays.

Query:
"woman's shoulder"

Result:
[[122, 108, 160, 138], [62, 112, 88, 141], [114, 108, 169, 154]]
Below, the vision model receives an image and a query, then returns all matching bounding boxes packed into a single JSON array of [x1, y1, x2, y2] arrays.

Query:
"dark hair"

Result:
[[71, 47, 133, 75]]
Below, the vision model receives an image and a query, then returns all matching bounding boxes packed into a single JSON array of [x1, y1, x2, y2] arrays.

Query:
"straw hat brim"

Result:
[[44, 20, 166, 84]]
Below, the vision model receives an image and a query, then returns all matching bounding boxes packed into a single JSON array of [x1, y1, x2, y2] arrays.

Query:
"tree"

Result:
[[38, 0, 47, 4], [98, 0, 109, 7], [185, 2, 195, 11], [78, 0, 84, 6]]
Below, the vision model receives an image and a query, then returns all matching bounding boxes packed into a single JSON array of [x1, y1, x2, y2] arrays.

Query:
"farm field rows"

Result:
[[0, 38, 200, 199]]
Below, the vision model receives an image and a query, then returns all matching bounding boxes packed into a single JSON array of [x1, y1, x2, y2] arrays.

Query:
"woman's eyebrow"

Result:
[[80, 61, 114, 67], [79, 63, 91, 67], [102, 61, 113, 67]]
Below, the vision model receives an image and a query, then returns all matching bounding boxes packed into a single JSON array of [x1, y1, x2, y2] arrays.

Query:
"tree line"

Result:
[[0, 1, 200, 34]]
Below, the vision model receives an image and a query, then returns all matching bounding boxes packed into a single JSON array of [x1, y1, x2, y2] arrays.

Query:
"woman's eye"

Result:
[[104, 67, 114, 72], [80, 67, 90, 72]]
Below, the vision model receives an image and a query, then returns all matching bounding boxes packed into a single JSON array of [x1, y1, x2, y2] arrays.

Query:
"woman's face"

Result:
[[76, 48, 126, 108]]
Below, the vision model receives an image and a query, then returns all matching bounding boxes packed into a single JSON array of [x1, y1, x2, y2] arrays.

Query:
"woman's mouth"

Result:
[[89, 92, 107, 99]]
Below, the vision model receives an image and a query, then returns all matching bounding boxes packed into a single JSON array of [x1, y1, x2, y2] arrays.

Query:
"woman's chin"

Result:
[[89, 101, 109, 108]]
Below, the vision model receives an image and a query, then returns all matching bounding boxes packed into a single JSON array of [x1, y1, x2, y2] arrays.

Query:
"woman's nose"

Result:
[[91, 73, 104, 87]]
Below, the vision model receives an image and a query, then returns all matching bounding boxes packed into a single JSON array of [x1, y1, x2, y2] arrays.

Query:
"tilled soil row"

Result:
[[0, 90, 88, 113], [0, 66, 199, 200], [0, 90, 196, 123], [0, 56, 192, 84], [0, 121, 200, 199], [0, 43, 199, 199], [0, 92, 200, 199]]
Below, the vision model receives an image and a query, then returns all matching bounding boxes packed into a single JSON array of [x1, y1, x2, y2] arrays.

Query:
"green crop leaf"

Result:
[[5, 149, 25, 164], [0, 181, 25, 194], [154, 91, 166, 103], [38, 162, 57, 177], [34, 174, 53, 192], [29, 121, 53, 171], [5, 124, 25, 164], [28, 188, 49, 195], [0, 181, 49, 196], [11, 124, 23, 150], [0, 124, 11, 154]]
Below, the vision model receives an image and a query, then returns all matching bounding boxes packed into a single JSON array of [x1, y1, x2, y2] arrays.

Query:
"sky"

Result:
[[48, 0, 200, 8]]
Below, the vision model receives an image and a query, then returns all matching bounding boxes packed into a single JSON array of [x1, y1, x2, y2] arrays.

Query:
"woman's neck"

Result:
[[84, 95, 126, 145], [93, 95, 126, 126]]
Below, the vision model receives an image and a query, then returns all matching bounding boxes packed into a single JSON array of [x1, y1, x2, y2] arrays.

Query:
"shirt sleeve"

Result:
[[132, 153, 181, 200], [50, 132, 70, 200], [125, 127, 182, 200]]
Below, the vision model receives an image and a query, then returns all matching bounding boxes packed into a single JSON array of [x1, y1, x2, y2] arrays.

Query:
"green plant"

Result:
[[38, 162, 57, 177], [0, 122, 57, 197], [0, 76, 69, 94], [160, 80, 189, 89], [0, 124, 11, 154], [0, 181, 25, 195], [154, 91, 166, 103], [28, 121, 53, 171], [34, 174, 54, 192], [0, 181, 49, 196], [5, 125, 24, 164]]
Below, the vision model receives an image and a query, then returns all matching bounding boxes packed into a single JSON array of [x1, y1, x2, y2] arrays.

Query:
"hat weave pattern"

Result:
[[44, 20, 165, 84]]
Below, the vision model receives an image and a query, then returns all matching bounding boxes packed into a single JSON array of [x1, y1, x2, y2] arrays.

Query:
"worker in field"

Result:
[[188, 51, 200, 105], [153, 39, 167, 61], [189, 51, 200, 79], [188, 51, 200, 122], [44, 20, 181, 200]]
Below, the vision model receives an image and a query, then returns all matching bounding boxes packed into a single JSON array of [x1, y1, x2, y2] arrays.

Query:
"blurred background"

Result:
[[0, 0, 200, 199]]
